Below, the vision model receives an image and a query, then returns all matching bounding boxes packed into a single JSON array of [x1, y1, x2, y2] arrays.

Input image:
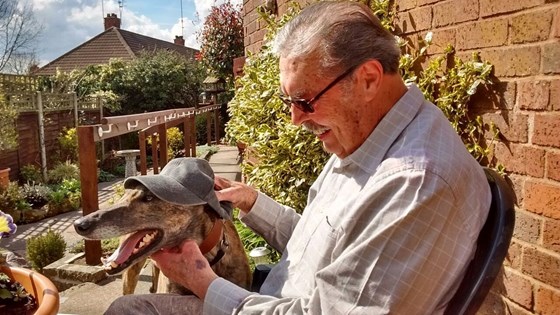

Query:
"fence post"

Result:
[[73, 92, 78, 128], [98, 96, 105, 160], [77, 126, 102, 265], [214, 106, 220, 144], [36, 91, 48, 181], [206, 111, 212, 145], [190, 115, 197, 157]]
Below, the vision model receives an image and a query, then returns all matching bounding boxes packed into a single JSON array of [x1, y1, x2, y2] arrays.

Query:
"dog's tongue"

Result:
[[103, 231, 147, 265]]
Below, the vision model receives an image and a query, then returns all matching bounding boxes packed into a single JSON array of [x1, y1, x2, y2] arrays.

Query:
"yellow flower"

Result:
[[0, 210, 17, 238]]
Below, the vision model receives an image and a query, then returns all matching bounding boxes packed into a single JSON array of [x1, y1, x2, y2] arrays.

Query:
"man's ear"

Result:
[[357, 59, 383, 100]]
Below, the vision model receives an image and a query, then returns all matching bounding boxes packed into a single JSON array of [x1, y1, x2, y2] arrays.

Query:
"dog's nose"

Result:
[[73, 218, 92, 233]]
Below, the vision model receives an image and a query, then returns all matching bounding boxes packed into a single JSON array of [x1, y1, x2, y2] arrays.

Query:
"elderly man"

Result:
[[106, 1, 490, 314]]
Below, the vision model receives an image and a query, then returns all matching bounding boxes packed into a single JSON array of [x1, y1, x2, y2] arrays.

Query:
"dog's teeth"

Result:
[[132, 248, 139, 254], [139, 241, 145, 248], [110, 261, 118, 268]]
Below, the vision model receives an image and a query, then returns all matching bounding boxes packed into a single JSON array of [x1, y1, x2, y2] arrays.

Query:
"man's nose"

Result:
[[290, 105, 307, 126]]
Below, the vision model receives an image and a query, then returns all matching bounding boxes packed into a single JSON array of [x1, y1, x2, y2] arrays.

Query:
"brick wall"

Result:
[[242, 0, 560, 313]]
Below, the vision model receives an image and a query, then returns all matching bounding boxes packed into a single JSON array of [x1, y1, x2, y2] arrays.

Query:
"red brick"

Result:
[[522, 246, 560, 289], [505, 240, 523, 269], [433, 0, 478, 27], [397, 0, 417, 11], [518, 80, 550, 110], [478, 291, 507, 314], [543, 41, 560, 74], [543, 217, 560, 253], [494, 143, 545, 177], [556, 7, 560, 38], [426, 29, 455, 55], [535, 285, 560, 315], [471, 80, 516, 111], [397, 6, 432, 34], [508, 174, 525, 208], [456, 19, 508, 50], [417, 0, 440, 6], [533, 114, 560, 148], [548, 151, 560, 181], [513, 210, 542, 243], [551, 80, 560, 111], [480, 0, 545, 17], [502, 300, 535, 315], [245, 20, 257, 37], [524, 180, 560, 219], [480, 46, 540, 77], [510, 9, 554, 44], [501, 268, 534, 309], [482, 112, 528, 143]]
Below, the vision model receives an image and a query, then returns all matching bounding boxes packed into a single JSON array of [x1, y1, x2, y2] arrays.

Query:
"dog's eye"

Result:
[[144, 193, 154, 202]]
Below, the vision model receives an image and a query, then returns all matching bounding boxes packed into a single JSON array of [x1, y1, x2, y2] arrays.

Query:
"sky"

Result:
[[30, 0, 243, 67]]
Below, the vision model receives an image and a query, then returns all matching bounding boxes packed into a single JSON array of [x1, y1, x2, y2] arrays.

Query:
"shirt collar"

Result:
[[334, 84, 424, 173]]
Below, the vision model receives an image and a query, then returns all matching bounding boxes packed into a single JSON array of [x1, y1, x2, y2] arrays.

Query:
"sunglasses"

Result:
[[278, 65, 358, 113]]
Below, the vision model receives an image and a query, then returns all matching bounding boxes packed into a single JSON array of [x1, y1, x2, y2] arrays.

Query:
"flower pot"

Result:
[[0, 265, 59, 315], [0, 168, 9, 189]]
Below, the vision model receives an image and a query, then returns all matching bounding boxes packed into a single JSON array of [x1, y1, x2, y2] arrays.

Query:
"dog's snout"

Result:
[[74, 217, 92, 234]]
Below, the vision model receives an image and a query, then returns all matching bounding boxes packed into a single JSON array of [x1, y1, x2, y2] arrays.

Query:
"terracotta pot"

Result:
[[0, 167, 10, 189], [0, 265, 60, 315]]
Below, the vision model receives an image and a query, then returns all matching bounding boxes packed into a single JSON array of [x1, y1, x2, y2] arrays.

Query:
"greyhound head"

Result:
[[74, 182, 219, 275]]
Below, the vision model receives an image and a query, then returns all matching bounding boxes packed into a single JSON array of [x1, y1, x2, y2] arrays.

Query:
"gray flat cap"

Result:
[[123, 157, 232, 219]]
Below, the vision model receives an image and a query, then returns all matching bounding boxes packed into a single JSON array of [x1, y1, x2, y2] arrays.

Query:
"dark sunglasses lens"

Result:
[[295, 101, 314, 113]]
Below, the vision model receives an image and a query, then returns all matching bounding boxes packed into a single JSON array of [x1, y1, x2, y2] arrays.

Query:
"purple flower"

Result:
[[0, 210, 17, 238]]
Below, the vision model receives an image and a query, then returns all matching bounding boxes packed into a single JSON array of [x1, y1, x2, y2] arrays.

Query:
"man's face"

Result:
[[279, 57, 369, 158]]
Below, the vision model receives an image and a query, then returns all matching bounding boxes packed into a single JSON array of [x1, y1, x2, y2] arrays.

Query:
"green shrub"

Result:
[[26, 229, 67, 271], [57, 127, 79, 162], [98, 169, 116, 182], [146, 127, 185, 159], [47, 161, 80, 184], [226, 4, 326, 212], [195, 114, 208, 145], [21, 182, 51, 208], [48, 179, 81, 211], [69, 237, 120, 256], [20, 164, 43, 183], [0, 182, 31, 223]]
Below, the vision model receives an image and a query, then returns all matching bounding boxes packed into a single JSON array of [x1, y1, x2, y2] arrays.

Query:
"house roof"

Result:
[[34, 27, 198, 76]]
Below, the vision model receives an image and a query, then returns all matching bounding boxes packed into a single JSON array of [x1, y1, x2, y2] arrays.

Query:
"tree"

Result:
[[73, 50, 205, 114], [0, 0, 41, 73], [197, 1, 244, 83]]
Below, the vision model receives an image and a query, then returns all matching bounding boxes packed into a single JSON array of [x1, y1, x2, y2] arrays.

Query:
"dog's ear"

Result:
[[220, 201, 234, 219]]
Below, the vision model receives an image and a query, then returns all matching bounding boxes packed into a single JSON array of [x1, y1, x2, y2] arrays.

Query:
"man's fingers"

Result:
[[214, 176, 231, 190]]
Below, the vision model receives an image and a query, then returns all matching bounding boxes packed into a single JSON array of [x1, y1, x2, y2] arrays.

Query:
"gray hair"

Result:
[[272, 1, 400, 75]]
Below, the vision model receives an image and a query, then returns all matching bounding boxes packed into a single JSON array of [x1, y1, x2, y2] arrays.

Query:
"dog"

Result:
[[73, 158, 252, 295]]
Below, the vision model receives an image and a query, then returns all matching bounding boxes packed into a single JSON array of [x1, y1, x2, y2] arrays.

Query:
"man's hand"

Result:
[[151, 240, 218, 300], [214, 176, 258, 213]]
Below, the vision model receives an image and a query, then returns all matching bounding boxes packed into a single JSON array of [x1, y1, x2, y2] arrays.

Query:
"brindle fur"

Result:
[[74, 183, 251, 294]]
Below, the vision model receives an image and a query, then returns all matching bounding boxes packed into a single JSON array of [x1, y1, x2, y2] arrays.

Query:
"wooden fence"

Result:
[[0, 89, 103, 181]]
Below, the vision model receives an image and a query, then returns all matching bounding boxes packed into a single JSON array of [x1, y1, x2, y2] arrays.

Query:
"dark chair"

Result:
[[444, 167, 515, 315], [251, 168, 516, 315]]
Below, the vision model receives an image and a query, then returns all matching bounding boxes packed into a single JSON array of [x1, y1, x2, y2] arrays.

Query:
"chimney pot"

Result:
[[104, 13, 121, 30], [174, 35, 185, 46]]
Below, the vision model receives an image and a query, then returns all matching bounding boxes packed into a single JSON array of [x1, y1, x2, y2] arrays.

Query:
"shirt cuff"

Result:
[[203, 278, 252, 315], [239, 192, 280, 225]]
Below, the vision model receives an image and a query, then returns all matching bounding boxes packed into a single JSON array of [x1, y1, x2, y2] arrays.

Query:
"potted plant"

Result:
[[0, 92, 18, 189], [1, 210, 60, 314]]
